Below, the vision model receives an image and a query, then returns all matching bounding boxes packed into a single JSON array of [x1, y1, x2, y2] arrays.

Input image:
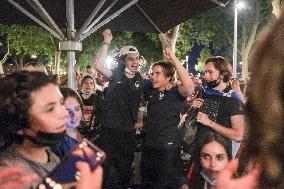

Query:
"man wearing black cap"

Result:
[[95, 29, 144, 189]]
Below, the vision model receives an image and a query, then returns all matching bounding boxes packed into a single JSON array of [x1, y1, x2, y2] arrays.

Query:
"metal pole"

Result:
[[66, 0, 76, 89], [75, 0, 108, 40], [233, 0, 238, 78], [67, 51, 76, 87], [80, 0, 139, 41], [7, 0, 63, 40], [135, 3, 163, 34], [186, 55, 189, 72]]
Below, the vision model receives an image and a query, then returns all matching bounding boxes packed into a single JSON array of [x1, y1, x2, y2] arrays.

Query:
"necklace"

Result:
[[159, 90, 165, 100]]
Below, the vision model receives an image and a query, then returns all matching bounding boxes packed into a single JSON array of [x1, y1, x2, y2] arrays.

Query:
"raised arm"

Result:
[[95, 29, 113, 79], [164, 47, 194, 97]]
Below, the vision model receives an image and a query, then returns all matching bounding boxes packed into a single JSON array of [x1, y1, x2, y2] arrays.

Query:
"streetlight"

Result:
[[233, 0, 245, 78], [185, 55, 189, 72]]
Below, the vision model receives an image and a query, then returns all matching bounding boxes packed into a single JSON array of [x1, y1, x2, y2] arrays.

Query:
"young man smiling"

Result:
[[95, 29, 144, 189], [141, 48, 194, 189]]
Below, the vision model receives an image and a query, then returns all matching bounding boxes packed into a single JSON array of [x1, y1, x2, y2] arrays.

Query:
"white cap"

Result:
[[119, 46, 139, 56]]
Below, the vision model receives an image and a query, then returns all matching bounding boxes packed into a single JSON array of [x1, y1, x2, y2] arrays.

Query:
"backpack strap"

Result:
[[222, 89, 234, 97]]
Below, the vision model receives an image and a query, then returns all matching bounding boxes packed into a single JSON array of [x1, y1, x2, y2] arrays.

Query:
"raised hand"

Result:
[[163, 47, 177, 62], [102, 29, 113, 44]]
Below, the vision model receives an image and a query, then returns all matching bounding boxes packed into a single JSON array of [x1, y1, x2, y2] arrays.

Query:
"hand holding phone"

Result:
[[75, 162, 103, 189], [39, 139, 106, 189]]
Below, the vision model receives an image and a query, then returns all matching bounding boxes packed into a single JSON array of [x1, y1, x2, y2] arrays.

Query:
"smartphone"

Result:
[[38, 138, 106, 189]]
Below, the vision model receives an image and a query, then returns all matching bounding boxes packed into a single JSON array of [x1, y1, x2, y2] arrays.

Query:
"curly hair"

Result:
[[239, 12, 284, 188], [0, 71, 58, 148], [113, 54, 127, 71]]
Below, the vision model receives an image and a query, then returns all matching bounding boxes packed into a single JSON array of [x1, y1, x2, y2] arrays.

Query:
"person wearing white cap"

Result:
[[95, 29, 144, 188]]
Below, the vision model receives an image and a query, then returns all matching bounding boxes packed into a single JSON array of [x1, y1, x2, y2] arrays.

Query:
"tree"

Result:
[[0, 25, 58, 69], [239, 0, 271, 79], [271, 0, 284, 18], [195, 47, 212, 72], [187, 0, 272, 79], [77, 30, 163, 72]]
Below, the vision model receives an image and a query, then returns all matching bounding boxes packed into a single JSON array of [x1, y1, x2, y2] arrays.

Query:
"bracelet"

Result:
[[102, 42, 110, 46]]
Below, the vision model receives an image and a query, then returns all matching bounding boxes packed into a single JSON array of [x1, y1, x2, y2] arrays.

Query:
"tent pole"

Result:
[[79, 0, 139, 41], [26, 0, 66, 39], [76, 0, 108, 40], [66, 0, 76, 90], [77, 0, 119, 40], [7, 0, 63, 40], [135, 3, 163, 34], [208, 0, 228, 7]]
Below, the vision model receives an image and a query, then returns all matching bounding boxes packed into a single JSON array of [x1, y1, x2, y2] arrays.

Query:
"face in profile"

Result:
[[200, 141, 229, 180], [28, 83, 68, 134], [64, 96, 82, 128]]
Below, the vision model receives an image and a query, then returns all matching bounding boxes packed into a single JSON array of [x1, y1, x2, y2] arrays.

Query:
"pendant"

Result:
[[159, 91, 165, 100]]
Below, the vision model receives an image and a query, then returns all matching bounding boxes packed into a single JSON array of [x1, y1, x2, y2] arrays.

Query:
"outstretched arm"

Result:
[[164, 47, 194, 97], [95, 29, 113, 79]]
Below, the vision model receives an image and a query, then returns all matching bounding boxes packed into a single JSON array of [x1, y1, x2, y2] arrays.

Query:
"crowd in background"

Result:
[[0, 7, 283, 189]]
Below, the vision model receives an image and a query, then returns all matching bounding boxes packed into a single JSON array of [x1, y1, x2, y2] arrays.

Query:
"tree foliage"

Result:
[[77, 30, 162, 72], [195, 47, 212, 72], [0, 25, 58, 68]]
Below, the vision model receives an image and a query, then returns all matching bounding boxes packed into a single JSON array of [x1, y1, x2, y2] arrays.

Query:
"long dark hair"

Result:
[[0, 71, 58, 149], [190, 132, 232, 188]]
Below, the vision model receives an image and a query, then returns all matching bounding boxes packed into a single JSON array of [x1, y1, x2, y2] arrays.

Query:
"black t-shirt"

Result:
[[79, 93, 103, 127], [195, 87, 244, 150], [144, 86, 185, 148], [102, 68, 143, 131]]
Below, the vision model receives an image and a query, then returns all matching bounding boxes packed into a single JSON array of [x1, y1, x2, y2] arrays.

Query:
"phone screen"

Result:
[[38, 139, 106, 189]]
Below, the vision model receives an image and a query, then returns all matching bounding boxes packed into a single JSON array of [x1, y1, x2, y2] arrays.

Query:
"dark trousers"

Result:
[[141, 146, 184, 189], [99, 128, 136, 189]]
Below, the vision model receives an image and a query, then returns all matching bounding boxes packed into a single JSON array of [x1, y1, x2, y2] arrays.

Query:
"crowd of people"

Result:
[[0, 7, 283, 189]]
